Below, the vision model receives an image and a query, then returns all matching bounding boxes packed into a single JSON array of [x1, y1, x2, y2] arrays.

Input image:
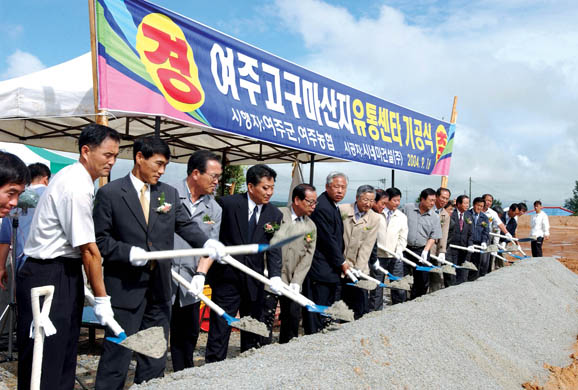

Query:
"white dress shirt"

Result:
[[24, 162, 96, 259], [531, 211, 550, 238], [130, 172, 150, 204], [248, 196, 263, 222]]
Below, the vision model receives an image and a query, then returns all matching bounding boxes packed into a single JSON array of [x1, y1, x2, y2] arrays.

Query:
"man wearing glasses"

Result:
[[169, 150, 222, 371]]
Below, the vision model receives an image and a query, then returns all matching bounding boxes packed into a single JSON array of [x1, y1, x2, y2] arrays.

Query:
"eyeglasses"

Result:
[[204, 172, 221, 182], [303, 198, 317, 206], [358, 198, 375, 204]]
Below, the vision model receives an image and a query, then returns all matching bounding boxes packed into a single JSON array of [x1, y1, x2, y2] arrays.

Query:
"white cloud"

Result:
[[272, 0, 578, 205], [1, 50, 45, 80]]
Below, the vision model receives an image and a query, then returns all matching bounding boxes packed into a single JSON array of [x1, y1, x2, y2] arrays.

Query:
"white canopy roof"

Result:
[[0, 54, 337, 165]]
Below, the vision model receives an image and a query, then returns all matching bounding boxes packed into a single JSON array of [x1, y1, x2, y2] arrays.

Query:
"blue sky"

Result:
[[1, 0, 577, 207]]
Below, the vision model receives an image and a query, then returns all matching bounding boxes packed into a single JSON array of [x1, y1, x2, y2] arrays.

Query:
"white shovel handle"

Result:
[[489, 232, 517, 241], [378, 245, 417, 268], [171, 270, 225, 316], [345, 269, 358, 283], [30, 285, 55, 390], [429, 253, 453, 266], [450, 244, 481, 253], [131, 244, 261, 261], [352, 268, 381, 285], [404, 248, 434, 267]]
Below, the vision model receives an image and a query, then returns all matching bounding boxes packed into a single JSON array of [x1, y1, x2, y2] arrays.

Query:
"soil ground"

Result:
[[1, 215, 577, 389]]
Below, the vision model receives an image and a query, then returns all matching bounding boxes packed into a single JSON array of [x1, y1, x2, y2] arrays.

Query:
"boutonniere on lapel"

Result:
[[465, 217, 472, 225], [304, 231, 315, 244], [341, 212, 348, 221], [203, 214, 215, 224], [488, 216, 494, 223], [263, 222, 280, 234], [480, 221, 488, 228], [363, 226, 372, 231], [156, 192, 172, 213]]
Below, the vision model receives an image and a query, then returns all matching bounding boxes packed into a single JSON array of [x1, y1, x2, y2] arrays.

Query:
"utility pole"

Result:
[[468, 177, 472, 200], [378, 178, 387, 189]]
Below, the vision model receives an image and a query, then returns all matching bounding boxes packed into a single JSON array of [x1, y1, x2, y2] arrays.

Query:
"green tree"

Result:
[[219, 165, 246, 196], [564, 180, 578, 214], [491, 198, 502, 208]]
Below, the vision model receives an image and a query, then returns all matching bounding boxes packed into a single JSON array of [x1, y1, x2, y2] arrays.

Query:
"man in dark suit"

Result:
[[503, 203, 519, 238], [466, 197, 490, 281], [302, 172, 350, 335], [448, 195, 474, 285], [205, 164, 284, 363], [93, 137, 224, 390]]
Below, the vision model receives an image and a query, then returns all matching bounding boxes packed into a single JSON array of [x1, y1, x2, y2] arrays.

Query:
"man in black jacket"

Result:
[[302, 172, 350, 334], [448, 195, 474, 284], [205, 164, 284, 362]]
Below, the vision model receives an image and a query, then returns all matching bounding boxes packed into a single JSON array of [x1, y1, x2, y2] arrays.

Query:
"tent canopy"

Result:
[[0, 54, 338, 165], [526, 207, 574, 216], [0, 142, 75, 174]]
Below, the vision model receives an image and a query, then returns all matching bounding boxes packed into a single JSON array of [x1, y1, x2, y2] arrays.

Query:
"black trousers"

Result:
[[169, 295, 200, 372], [340, 279, 367, 320], [260, 292, 279, 345], [279, 295, 301, 344], [205, 281, 264, 363], [531, 237, 544, 257], [16, 257, 83, 390], [302, 276, 336, 335], [406, 246, 428, 300], [368, 257, 406, 311], [95, 292, 171, 390]]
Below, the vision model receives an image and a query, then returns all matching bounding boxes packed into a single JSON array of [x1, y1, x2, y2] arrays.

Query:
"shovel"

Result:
[[489, 232, 530, 256], [378, 245, 438, 273], [372, 263, 402, 281], [347, 267, 410, 292], [171, 271, 269, 337], [30, 285, 55, 390], [403, 248, 443, 274], [84, 287, 166, 359]]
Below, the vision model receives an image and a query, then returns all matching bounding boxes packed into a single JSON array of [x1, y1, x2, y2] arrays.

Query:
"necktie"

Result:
[[247, 205, 258, 241], [474, 214, 478, 226], [459, 212, 463, 230], [140, 184, 149, 224], [386, 210, 393, 223]]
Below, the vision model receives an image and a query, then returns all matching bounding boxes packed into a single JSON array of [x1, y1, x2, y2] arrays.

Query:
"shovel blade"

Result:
[[222, 312, 240, 326], [416, 266, 437, 272], [106, 331, 127, 344], [386, 274, 401, 281]]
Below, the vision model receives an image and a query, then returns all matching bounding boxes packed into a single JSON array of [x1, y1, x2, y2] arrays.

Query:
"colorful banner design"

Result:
[[95, 0, 454, 175]]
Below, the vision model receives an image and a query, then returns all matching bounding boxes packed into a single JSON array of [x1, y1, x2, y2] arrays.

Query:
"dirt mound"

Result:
[[523, 336, 578, 390]]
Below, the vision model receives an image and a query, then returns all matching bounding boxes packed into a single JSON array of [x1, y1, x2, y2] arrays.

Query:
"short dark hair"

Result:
[[375, 189, 387, 202], [0, 151, 30, 187], [28, 163, 51, 181], [133, 136, 170, 162], [436, 187, 451, 197], [419, 188, 436, 200], [492, 205, 504, 216], [292, 183, 316, 202], [509, 203, 519, 212], [518, 202, 528, 212], [386, 187, 402, 199], [534, 200, 542, 207], [246, 164, 276, 186], [78, 124, 120, 154], [473, 196, 485, 206], [186, 150, 220, 176], [456, 195, 469, 205], [482, 193, 493, 202]]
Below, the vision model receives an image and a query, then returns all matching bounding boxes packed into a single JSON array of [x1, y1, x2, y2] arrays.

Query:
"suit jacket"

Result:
[[447, 209, 473, 263], [432, 208, 451, 256], [308, 192, 345, 283], [278, 207, 316, 287], [171, 179, 222, 307], [208, 193, 283, 301], [93, 175, 208, 310], [466, 209, 490, 244], [375, 208, 408, 257], [340, 203, 380, 274], [504, 215, 517, 237]]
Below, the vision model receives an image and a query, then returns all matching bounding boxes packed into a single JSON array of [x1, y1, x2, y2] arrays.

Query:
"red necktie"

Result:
[[459, 212, 463, 231]]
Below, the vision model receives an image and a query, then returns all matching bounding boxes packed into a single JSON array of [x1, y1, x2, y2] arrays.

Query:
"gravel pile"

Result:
[[134, 258, 578, 390]]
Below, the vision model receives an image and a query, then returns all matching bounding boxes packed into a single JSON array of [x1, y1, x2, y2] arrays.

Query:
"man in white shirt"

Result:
[[19, 124, 120, 390], [530, 200, 550, 257], [369, 187, 408, 309]]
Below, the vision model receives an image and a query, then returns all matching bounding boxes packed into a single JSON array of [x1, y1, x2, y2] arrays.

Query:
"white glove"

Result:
[[437, 252, 446, 263], [505, 232, 513, 240], [289, 283, 301, 293], [203, 239, 227, 264], [395, 250, 404, 260], [467, 245, 476, 253], [93, 296, 115, 327], [490, 251, 497, 257], [481, 242, 488, 250], [188, 273, 206, 296], [269, 276, 284, 295], [350, 268, 362, 278], [373, 260, 380, 270], [129, 247, 148, 267], [420, 250, 429, 264]]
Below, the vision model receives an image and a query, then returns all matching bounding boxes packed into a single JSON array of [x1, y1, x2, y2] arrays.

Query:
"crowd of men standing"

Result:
[[0, 123, 551, 390]]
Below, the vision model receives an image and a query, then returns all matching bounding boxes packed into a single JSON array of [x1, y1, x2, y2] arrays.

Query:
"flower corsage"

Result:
[[203, 214, 215, 224], [156, 192, 172, 213], [263, 222, 280, 234]]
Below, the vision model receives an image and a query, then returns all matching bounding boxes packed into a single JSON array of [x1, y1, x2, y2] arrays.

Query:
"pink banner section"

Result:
[[98, 56, 203, 125], [431, 157, 451, 176]]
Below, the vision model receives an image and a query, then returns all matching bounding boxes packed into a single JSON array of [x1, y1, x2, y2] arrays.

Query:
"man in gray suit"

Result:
[[277, 184, 317, 343], [93, 137, 225, 390], [170, 150, 222, 371]]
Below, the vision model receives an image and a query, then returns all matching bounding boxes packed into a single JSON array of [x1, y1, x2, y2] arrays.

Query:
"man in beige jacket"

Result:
[[370, 187, 408, 309], [339, 185, 380, 319], [429, 187, 451, 292]]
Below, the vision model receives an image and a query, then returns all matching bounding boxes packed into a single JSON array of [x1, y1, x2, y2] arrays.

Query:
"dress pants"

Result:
[[406, 246, 428, 300], [170, 295, 200, 372], [479, 252, 491, 278], [368, 257, 405, 311], [452, 248, 470, 284], [205, 280, 264, 363], [531, 237, 544, 257], [341, 279, 367, 320], [279, 295, 301, 343], [16, 257, 83, 390], [302, 276, 336, 335], [95, 292, 171, 390], [260, 292, 279, 345]]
